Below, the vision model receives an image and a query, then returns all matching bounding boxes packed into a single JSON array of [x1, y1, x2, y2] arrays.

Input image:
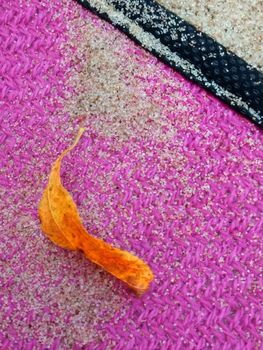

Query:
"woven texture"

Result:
[[0, 1, 262, 349], [158, 0, 263, 70], [76, 0, 263, 127]]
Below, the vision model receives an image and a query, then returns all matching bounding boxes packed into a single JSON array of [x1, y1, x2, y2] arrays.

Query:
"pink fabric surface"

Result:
[[0, 1, 262, 349]]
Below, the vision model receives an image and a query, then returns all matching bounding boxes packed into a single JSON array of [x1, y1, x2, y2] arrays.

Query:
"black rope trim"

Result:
[[76, 0, 263, 129]]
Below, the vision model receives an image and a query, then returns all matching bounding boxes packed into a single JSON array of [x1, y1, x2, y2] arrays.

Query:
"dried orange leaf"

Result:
[[39, 128, 154, 295]]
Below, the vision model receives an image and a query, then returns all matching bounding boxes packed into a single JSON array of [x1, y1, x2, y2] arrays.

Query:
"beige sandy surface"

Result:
[[158, 0, 263, 69]]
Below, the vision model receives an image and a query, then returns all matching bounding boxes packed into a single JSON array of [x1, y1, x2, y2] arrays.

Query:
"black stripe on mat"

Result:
[[76, 0, 263, 129]]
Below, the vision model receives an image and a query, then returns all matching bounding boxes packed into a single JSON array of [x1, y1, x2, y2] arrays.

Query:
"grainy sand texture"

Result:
[[0, 1, 262, 349], [158, 0, 263, 69]]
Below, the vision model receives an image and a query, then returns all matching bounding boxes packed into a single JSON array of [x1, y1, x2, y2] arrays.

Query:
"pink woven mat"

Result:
[[0, 1, 262, 349]]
